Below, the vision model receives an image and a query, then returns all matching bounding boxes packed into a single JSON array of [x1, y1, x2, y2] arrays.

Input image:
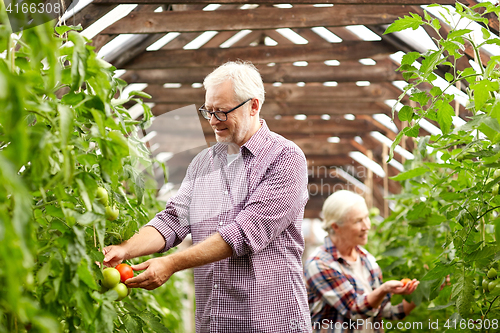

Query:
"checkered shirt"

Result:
[[304, 236, 406, 333], [147, 120, 312, 333]]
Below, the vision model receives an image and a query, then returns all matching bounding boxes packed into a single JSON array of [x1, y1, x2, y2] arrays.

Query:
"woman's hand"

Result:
[[382, 279, 419, 295]]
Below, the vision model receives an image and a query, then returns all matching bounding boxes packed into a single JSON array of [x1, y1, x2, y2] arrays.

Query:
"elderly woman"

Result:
[[304, 190, 418, 333]]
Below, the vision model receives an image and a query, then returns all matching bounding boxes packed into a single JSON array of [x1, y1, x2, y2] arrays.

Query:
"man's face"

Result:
[[204, 80, 252, 147]]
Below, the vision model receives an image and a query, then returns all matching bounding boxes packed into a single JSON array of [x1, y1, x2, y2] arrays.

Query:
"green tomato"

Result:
[[369, 207, 380, 217], [488, 268, 497, 279], [483, 278, 489, 291], [102, 267, 121, 289], [96, 187, 109, 206], [105, 205, 119, 221], [493, 184, 499, 196], [489, 280, 498, 292], [112, 283, 129, 301]]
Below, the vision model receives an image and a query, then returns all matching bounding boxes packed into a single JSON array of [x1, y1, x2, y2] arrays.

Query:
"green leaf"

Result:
[[471, 80, 498, 110], [445, 72, 454, 82], [422, 263, 454, 281], [435, 99, 455, 134], [384, 13, 423, 34], [76, 178, 92, 211], [123, 314, 141, 333], [467, 245, 498, 262], [137, 312, 172, 333], [76, 211, 102, 226], [410, 91, 430, 107], [77, 259, 98, 290], [128, 90, 152, 99], [401, 52, 421, 66], [37, 261, 51, 285], [456, 276, 474, 318], [404, 124, 420, 138], [58, 104, 73, 147], [398, 105, 413, 121], [428, 302, 454, 311], [447, 29, 473, 40], [390, 167, 429, 181], [430, 86, 443, 97], [482, 27, 491, 40], [55, 25, 83, 35], [388, 130, 405, 163]]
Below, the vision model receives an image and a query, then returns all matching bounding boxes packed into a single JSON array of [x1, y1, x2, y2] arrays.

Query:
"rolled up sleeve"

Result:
[[145, 155, 198, 252], [219, 149, 308, 257]]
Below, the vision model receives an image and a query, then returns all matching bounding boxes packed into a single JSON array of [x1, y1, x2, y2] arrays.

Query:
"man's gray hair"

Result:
[[203, 61, 265, 112], [322, 190, 367, 234]]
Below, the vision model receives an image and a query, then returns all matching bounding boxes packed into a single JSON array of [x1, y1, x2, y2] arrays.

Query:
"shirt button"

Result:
[[219, 222, 223, 226], [214, 284, 218, 289], [224, 190, 228, 195]]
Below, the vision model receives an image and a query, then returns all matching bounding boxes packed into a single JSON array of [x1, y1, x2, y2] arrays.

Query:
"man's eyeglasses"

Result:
[[198, 98, 252, 122]]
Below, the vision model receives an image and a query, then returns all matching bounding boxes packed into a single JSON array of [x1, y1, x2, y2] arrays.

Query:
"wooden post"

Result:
[[382, 144, 389, 218], [365, 150, 374, 209]]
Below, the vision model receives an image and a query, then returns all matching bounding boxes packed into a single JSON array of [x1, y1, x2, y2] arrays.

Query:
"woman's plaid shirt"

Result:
[[147, 120, 312, 333], [304, 237, 406, 333]]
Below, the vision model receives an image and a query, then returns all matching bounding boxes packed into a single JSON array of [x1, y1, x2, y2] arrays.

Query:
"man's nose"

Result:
[[209, 113, 221, 126]]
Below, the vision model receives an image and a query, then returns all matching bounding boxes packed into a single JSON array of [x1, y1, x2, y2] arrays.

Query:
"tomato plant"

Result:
[[0, 8, 185, 333], [376, 2, 500, 332]]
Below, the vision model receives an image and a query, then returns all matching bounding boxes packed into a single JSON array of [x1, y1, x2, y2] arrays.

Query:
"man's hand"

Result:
[[103, 245, 128, 267], [125, 256, 175, 290]]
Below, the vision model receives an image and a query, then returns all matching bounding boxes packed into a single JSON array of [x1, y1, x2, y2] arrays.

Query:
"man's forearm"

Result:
[[121, 226, 166, 260], [169, 232, 233, 273]]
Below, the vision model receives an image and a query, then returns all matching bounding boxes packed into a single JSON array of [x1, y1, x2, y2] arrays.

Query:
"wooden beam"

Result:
[[151, 101, 391, 118], [67, 4, 118, 29], [94, 0, 459, 5], [101, 5, 414, 34], [144, 82, 403, 104], [121, 59, 402, 83], [123, 41, 397, 69]]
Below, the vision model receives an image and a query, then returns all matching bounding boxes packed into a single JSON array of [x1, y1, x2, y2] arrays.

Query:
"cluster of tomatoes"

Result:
[[101, 263, 134, 301], [482, 268, 500, 293], [96, 186, 119, 221]]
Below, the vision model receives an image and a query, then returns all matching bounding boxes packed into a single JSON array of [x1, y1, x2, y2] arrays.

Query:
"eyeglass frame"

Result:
[[198, 98, 253, 122]]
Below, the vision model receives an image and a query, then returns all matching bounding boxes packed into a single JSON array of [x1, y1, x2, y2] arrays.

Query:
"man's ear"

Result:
[[250, 98, 260, 117], [331, 222, 339, 232]]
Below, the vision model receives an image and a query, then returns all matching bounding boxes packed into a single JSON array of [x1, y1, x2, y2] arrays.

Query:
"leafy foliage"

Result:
[[373, 2, 500, 332], [0, 10, 184, 333]]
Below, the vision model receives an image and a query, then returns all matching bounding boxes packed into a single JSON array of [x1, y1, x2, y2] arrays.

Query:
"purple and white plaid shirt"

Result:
[[147, 119, 312, 333]]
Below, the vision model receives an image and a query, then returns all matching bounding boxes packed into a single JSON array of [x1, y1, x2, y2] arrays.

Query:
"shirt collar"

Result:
[[241, 119, 269, 157], [323, 236, 368, 263], [212, 119, 269, 157]]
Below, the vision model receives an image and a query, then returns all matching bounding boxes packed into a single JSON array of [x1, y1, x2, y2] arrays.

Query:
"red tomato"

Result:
[[116, 263, 134, 283], [401, 278, 412, 287]]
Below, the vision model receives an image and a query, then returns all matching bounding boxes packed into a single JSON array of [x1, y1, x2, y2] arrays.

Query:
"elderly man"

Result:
[[103, 61, 312, 332]]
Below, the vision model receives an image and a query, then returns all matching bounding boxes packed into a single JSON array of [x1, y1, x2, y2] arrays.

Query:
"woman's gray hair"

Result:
[[203, 61, 265, 112], [322, 190, 367, 234]]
